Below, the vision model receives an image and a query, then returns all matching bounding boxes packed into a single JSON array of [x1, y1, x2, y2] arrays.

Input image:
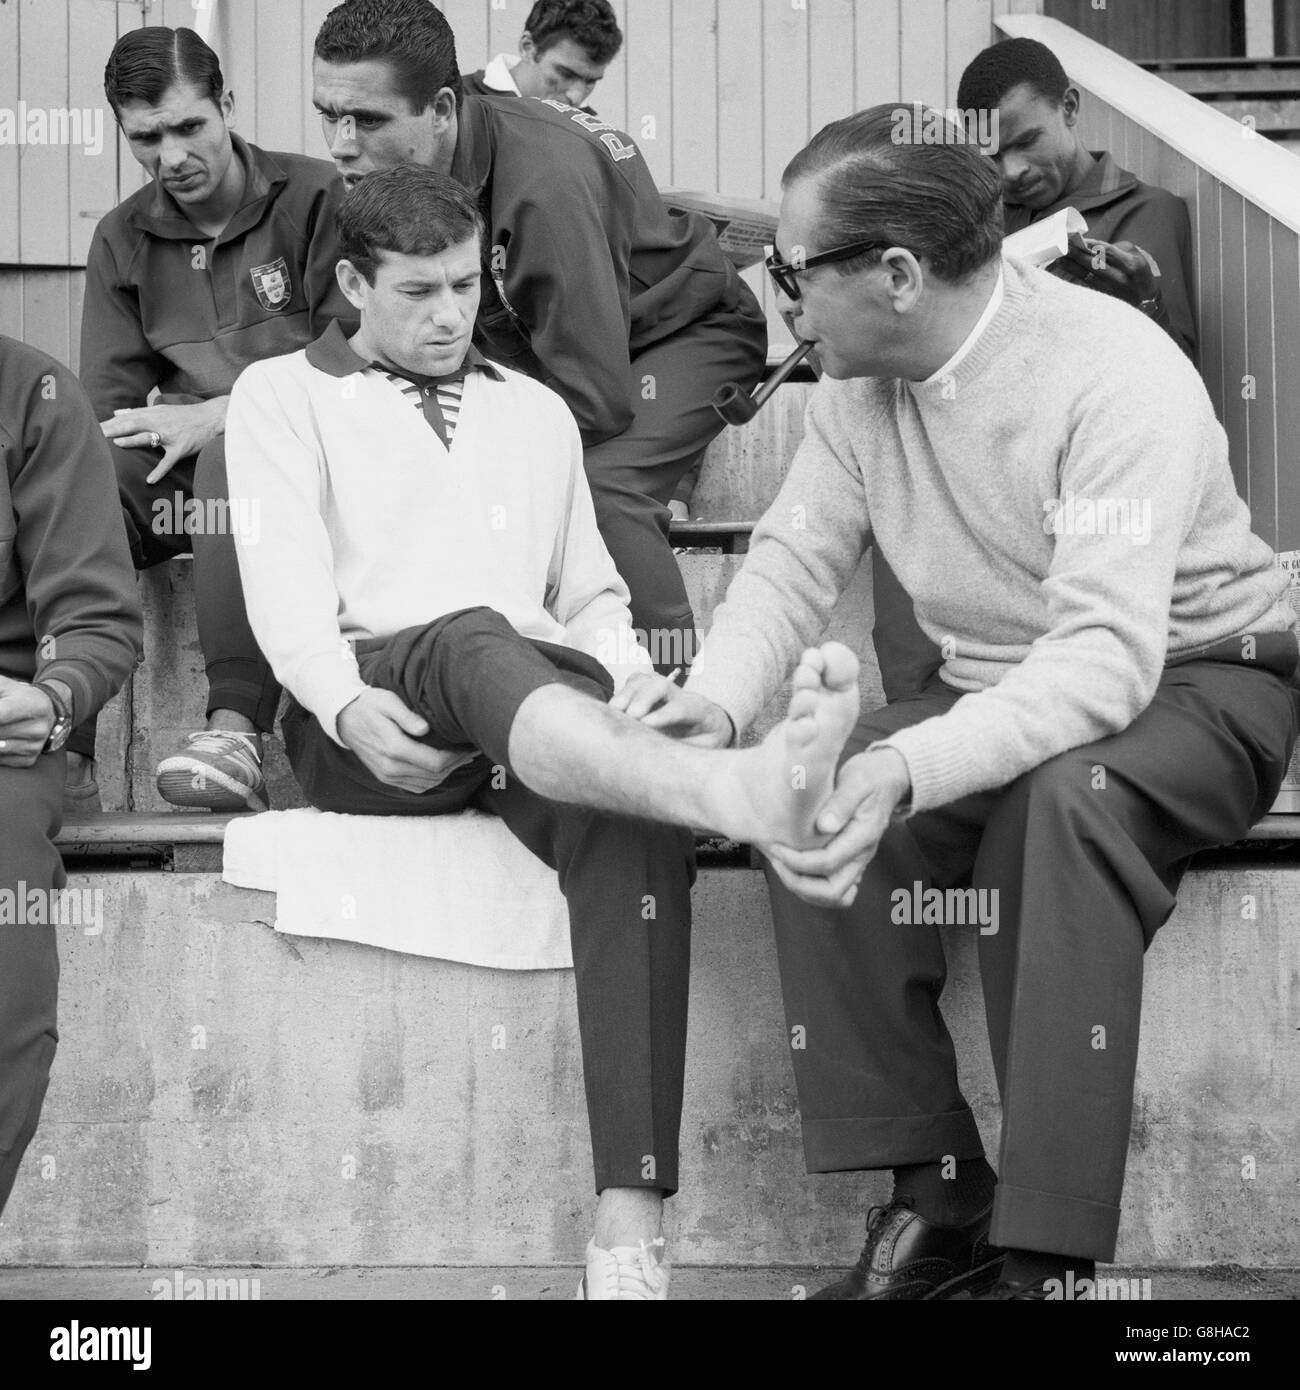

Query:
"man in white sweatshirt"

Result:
[[223, 163, 873, 1299], [612, 105, 1300, 1299]]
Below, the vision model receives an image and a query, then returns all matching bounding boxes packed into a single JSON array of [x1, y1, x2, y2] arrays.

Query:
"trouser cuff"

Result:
[[801, 1109, 985, 1173], [205, 659, 280, 732], [593, 1162, 679, 1199], [991, 1182, 1122, 1262]]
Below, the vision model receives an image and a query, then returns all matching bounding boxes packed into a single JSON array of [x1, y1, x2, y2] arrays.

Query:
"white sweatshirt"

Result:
[[225, 327, 648, 744]]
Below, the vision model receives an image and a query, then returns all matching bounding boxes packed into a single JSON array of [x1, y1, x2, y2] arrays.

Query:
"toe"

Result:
[[820, 641, 861, 690]]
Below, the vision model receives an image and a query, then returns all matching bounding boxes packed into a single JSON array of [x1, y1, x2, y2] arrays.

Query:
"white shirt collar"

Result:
[[482, 53, 522, 95], [923, 265, 1004, 383]]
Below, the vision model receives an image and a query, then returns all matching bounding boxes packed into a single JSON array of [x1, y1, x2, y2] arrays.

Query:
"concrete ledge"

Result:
[[2, 1264, 1296, 1301], [1, 866, 1297, 1269]]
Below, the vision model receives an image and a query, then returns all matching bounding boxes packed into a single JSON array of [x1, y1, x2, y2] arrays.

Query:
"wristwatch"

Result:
[[33, 680, 74, 754]]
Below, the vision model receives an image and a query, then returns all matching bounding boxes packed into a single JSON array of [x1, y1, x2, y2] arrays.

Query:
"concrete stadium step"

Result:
[[1, 862, 1297, 1268], [3, 1264, 1297, 1300]]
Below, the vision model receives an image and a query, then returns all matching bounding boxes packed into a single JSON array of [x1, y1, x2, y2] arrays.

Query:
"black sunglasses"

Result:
[[764, 238, 891, 300]]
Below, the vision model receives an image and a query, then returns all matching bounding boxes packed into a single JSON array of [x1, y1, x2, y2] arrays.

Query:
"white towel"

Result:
[[222, 808, 572, 970]]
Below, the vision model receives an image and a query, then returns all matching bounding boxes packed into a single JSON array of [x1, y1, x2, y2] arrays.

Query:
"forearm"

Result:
[[17, 369, 144, 720], [225, 372, 365, 741]]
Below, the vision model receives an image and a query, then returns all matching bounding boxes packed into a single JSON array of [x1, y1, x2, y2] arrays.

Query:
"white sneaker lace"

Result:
[[591, 1238, 669, 1300], [182, 731, 262, 766]]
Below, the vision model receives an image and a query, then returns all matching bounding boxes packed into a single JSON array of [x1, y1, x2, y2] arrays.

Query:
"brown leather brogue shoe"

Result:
[[809, 1199, 1004, 1300]]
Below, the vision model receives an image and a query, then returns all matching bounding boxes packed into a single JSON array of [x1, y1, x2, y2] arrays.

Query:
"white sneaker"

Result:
[[155, 730, 268, 812], [576, 1237, 671, 1300]]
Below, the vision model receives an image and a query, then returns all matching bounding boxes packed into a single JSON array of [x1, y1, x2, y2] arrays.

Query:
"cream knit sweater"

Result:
[[688, 257, 1293, 813]]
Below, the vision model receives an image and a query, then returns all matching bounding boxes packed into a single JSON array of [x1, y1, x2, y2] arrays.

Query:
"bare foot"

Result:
[[707, 643, 860, 848]]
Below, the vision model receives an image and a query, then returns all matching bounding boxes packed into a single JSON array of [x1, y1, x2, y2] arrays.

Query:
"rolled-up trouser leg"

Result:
[[0, 755, 65, 1215], [765, 683, 989, 1171], [583, 291, 767, 675], [975, 652, 1300, 1261], [192, 435, 281, 732]]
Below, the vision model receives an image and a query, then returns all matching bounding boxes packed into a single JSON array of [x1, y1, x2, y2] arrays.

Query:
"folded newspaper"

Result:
[[661, 189, 1089, 272]]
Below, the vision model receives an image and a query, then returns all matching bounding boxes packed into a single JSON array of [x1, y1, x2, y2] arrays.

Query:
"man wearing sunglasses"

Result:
[[616, 104, 1298, 1300]]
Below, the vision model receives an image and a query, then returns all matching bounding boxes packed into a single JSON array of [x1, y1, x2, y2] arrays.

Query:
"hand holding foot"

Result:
[[709, 642, 862, 852], [766, 743, 912, 909]]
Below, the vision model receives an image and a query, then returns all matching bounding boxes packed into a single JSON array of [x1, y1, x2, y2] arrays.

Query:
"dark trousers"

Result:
[[281, 607, 696, 1194], [871, 549, 944, 704], [68, 431, 279, 758], [766, 638, 1299, 1260], [585, 292, 767, 675], [0, 754, 65, 1215]]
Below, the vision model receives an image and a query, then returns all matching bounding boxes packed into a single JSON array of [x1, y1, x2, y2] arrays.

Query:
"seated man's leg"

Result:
[[155, 435, 280, 812], [65, 444, 198, 809], [766, 681, 1004, 1300], [974, 646, 1300, 1284], [871, 549, 943, 704], [278, 608, 694, 1295], [584, 293, 767, 676], [477, 767, 694, 1292], [0, 757, 65, 1215]]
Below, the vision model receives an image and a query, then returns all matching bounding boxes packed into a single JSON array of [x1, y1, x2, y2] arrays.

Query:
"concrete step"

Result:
[[2, 1264, 1297, 1300], [1, 864, 1296, 1269]]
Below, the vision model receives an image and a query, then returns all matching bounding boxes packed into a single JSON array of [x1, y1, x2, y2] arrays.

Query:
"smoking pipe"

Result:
[[711, 338, 817, 427]]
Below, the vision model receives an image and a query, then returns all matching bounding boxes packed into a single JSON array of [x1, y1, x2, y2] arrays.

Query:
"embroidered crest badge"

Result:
[[251, 257, 291, 311]]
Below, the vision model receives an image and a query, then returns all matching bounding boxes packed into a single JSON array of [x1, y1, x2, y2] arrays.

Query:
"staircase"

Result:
[[1140, 56, 1300, 154]]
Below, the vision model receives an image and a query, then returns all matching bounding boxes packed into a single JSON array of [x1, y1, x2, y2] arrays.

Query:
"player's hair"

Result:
[[103, 27, 224, 118], [338, 165, 485, 285], [783, 104, 1003, 284], [957, 37, 1071, 115], [524, 0, 623, 64], [315, 0, 463, 113]]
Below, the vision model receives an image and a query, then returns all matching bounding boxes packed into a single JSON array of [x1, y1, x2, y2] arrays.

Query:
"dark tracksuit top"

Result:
[[0, 337, 142, 725], [450, 94, 759, 448], [460, 66, 600, 116], [80, 133, 356, 419], [1005, 150, 1197, 360]]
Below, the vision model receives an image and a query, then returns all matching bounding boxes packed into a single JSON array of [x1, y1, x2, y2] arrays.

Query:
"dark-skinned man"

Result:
[[959, 35, 1196, 360]]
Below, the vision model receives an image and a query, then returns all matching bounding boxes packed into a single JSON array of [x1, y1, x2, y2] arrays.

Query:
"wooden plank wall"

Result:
[[1071, 90, 1300, 551], [2, 0, 1002, 370]]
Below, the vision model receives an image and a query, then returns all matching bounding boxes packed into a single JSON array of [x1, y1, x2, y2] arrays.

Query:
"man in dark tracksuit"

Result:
[[312, 0, 768, 676], [873, 35, 1200, 709], [79, 26, 355, 812], [0, 336, 142, 1216]]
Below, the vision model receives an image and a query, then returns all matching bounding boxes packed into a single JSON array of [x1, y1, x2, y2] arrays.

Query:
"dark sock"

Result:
[[891, 1156, 996, 1228], [1002, 1248, 1096, 1291]]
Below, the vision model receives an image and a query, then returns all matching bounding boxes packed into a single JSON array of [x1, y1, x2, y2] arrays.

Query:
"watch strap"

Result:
[[33, 680, 74, 752]]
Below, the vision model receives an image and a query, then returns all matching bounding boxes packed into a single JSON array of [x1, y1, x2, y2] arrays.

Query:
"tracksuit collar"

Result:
[[128, 133, 288, 243], [449, 99, 494, 202], [305, 319, 504, 384]]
